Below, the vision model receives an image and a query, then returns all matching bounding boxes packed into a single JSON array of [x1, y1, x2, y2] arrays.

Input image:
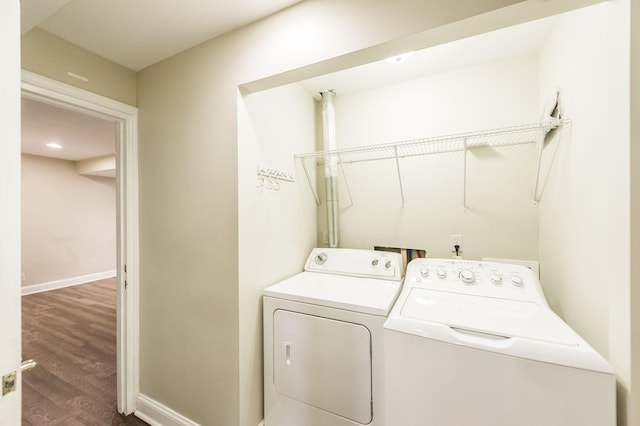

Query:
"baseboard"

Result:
[[135, 394, 201, 426], [21, 270, 117, 296]]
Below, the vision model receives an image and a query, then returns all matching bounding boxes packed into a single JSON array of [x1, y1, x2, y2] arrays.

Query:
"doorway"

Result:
[[20, 70, 139, 416]]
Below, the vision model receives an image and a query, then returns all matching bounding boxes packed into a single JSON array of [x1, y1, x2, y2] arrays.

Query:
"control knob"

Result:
[[437, 269, 447, 279], [420, 267, 429, 277], [371, 259, 379, 267], [315, 252, 328, 265], [385, 260, 392, 269], [490, 274, 502, 285], [459, 270, 475, 284], [511, 275, 523, 286]]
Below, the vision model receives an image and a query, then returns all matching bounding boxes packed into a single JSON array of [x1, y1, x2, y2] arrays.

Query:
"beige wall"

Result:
[[537, 1, 633, 423], [237, 83, 317, 426], [136, 1, 529, 424], [321, 55, 540, 260], [21, 154, 116, 286], [21, 28, 137, 106], [539, 1, 623, 355]]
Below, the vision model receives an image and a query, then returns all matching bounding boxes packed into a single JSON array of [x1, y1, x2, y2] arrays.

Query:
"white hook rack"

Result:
[[257, 165, 294, 182], [257, 166, 294, 191]]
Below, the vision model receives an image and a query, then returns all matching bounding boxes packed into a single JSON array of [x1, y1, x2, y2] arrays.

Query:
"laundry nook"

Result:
[[6, 0, 638, 425]]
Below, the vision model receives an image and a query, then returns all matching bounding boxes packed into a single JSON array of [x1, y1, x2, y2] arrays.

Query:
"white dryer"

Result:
[[263, 248, 403, 426], [384, 258, 616, 426]]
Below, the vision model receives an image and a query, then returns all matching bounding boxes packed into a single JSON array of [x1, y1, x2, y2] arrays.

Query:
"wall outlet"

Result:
[[450, 234, 463, 254], [21, 273, 26, 282]]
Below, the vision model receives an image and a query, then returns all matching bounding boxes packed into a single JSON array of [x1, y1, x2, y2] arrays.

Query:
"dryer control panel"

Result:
[[305, 248, 403, 281], [405, 258, 546, 304]]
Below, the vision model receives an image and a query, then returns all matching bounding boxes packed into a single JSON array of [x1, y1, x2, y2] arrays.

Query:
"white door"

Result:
[[0, 0, 23, 423]]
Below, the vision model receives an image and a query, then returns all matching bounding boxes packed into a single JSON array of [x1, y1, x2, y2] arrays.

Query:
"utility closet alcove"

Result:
[[238, 0, 629, 377]]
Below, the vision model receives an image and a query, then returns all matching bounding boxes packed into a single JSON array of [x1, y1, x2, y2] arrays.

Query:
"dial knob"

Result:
[[437, 269, 447, 279], [420, 267, 429, 277], [315, 252, 328, 265], [459, 270, 475, 284], [385, 260, 392, 269], [511, 275, 523, 286], [490, 274, 502, 284], [371, 259, 379, 267]]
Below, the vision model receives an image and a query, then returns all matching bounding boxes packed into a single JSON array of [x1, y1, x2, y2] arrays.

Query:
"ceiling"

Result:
[[19, 0, 304, 172], [21, 0, 304, 72], [19, 0, 558, 173], [298, 15, 556, 97], [21, 98, 116, 161]]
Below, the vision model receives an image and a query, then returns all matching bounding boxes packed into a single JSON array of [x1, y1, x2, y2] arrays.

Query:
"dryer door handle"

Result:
[[284, 342, 292, 366]]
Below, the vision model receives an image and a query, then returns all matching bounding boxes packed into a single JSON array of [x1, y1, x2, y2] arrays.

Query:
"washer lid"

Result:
[[400, 288, 578, 346], [264, 271, 402, 316]]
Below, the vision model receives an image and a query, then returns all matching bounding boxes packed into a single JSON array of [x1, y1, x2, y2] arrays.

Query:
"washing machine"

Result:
[[384, 258, 616, 426], [263, 248, 403, 426]]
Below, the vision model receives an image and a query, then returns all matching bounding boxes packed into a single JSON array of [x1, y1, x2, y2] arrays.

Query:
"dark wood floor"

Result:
[[22, 279, 148, 425]]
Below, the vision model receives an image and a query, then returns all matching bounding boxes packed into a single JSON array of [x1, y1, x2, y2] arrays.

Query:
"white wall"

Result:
[[237, 83, 317, 426], [21, 154, 116, 287], [537, 1, 631, 420], [323, 55, 540, 260]]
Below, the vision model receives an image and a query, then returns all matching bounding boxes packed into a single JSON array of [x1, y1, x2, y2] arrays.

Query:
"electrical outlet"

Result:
[[450, 234, 463, 254]]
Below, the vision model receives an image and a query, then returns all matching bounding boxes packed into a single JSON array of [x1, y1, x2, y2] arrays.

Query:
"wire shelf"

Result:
[[295, 118, 566, 209]]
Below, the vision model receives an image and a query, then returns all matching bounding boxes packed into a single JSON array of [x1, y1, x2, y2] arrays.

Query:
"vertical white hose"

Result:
[[321, 91, 339, 248]]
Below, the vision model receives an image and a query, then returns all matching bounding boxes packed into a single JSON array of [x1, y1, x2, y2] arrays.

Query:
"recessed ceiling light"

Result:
[[384, 52, 415, 64], [46, 142, 63, 149]]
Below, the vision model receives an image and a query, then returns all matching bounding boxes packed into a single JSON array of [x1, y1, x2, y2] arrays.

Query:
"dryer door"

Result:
[[273, 309, 372, 424]]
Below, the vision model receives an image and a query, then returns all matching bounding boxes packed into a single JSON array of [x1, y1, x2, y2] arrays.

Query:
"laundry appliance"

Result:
[[263, 248, 403, 426], [384, 258, 616, 426]]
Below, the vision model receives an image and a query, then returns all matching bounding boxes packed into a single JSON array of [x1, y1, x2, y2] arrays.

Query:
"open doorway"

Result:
[[19, 96, 130, 423], [20, 71, 139, 419]]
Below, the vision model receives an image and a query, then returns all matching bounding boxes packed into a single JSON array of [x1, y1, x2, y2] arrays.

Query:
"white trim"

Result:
[[21, 270, 117, 296], [21, 71, 138, 116], [135, 394, 201, 426], [21, 70, 140, 415]]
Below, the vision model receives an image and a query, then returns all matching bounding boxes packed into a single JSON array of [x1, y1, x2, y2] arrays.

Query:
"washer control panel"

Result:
[[305, 248, 403, 281], [406, 258, 544, 303]]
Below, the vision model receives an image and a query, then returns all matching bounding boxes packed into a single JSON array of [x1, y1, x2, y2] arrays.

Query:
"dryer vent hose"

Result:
[[321, 90, 339, 248]]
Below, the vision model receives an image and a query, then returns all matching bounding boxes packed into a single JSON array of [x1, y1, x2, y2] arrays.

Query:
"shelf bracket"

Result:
[[338, 154, 354, 209], [532, 130, 545, 206], [394, 146, 405, 208], [300, 157, 321, 207], [532, 118, 564, 205], [462, 138, 468, 213]]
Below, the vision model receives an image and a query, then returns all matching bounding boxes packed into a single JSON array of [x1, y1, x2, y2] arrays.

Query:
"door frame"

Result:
[[20, 70, 139, 414]]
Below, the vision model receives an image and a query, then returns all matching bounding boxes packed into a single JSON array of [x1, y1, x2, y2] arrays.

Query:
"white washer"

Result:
[[384, 258, 616, 426], [263, 248, 403, 426]]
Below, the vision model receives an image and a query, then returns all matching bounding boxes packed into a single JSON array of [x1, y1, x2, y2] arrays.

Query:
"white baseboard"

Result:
[[21, 270, 117, 296], [135, 394, 201, 426]]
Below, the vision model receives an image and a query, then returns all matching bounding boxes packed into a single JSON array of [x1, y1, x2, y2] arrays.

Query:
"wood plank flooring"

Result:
[[22, 279, 148, 425]]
